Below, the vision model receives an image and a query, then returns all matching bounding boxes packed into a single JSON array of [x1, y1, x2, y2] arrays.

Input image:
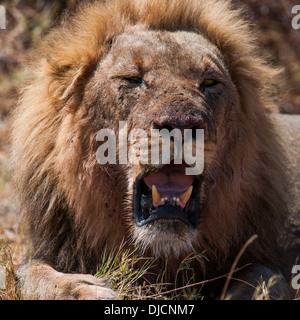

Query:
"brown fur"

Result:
[[11, 0, 289, 299]]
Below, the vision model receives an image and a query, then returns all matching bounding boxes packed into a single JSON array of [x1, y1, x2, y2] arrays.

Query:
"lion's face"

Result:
[[84, 27, 239, 257]]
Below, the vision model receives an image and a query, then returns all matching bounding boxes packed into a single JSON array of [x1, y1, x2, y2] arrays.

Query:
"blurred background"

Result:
[[0, 0, 299, 297]]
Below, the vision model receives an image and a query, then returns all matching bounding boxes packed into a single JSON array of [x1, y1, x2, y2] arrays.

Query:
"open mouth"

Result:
[[133, 164, 202, 228]]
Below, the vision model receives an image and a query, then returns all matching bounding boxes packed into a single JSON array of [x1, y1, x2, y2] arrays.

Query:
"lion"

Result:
[[11, 0, 290, 299]]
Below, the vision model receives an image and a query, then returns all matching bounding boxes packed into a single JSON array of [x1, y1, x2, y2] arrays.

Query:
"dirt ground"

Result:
[[0, 0, 299, 298]]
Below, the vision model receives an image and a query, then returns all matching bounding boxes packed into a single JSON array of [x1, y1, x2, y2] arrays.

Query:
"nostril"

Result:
[[152, 121, 205, 142], [153, 122, 174, 132], [191, 125, 201, 139]]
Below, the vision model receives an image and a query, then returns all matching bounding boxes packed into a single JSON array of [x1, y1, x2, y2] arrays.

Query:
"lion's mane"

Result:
[[11, 0, 287, 278]]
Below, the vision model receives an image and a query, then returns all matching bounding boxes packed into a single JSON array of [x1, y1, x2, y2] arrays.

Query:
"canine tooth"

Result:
[[180, 186, 193, 205], [152, 185, 161, 204]]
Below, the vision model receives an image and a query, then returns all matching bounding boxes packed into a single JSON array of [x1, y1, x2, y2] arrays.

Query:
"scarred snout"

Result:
[[150, 89, 214, 140], [153, 114, 208, 132]]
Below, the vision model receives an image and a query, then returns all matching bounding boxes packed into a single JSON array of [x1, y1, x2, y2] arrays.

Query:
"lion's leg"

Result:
[[223, 264, 290, 300], [17, 260, 117, 300]]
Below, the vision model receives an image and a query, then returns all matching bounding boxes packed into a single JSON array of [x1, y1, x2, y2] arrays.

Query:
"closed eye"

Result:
[[199, 78, 222, 92], [122, 76, 143, 86], [203, 79, 218, 87]]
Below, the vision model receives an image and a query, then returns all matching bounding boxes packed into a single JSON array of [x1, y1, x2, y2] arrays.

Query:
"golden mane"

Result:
[[11, 0, 287, 276]]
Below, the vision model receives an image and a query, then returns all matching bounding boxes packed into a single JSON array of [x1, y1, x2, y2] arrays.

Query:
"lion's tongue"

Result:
[[143, 165, 193, 207]]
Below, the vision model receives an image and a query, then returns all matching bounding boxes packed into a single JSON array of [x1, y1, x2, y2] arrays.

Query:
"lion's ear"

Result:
[[44, 55, 92, 111], [60, 65, 85, 102], [53, 62, 92, 112], [60, 36, 114, 102]]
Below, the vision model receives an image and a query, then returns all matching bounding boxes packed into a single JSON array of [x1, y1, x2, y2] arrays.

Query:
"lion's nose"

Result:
[[153, 114, 207, 133]]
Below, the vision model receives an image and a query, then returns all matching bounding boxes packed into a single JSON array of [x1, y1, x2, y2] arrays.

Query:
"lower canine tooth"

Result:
[[180, 185, 193, 205], [152, 185, 161, 204]]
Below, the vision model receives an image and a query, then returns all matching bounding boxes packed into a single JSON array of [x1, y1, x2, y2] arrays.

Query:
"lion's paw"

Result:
[[55, 273, 117, 300]]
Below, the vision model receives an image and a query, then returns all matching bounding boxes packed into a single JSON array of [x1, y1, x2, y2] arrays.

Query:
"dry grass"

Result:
[[93, 237, 295, 300], [95, 243, 206, 300], [0, 242, 20, 300], [0, 239, 299, 300]]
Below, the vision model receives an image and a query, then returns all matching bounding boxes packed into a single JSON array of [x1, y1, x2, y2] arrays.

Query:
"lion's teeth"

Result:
[[180, 185, 193, 205], [152, 185, 192, 207], [152, 185, 161, 205]]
